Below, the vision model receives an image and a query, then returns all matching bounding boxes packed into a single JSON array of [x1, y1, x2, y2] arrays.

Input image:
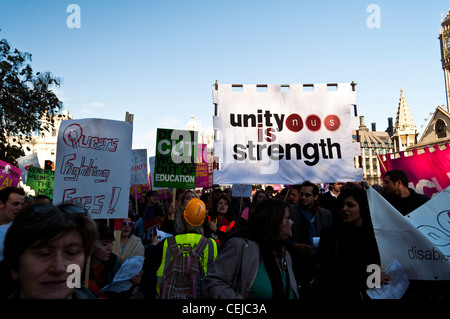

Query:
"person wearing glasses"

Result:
[[119, 214, 144, 263], [2, 203, 98, 299], [285, 181, 333, 301]]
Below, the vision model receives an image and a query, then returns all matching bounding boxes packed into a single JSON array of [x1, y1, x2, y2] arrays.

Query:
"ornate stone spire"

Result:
[[395, 88, 416, 130], [443, 9, 450, 25], [393, 88, 417, 151]]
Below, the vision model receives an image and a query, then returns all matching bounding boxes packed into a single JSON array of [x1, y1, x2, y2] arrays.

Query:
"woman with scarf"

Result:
[[318, 186, 390, 300], [202, 198, 298, 299]]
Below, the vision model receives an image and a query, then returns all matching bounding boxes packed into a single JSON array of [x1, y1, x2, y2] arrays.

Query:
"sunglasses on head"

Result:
[[32, 204, 87, 214]]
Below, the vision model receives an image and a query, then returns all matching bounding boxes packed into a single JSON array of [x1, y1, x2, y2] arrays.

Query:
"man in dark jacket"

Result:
[[318, 182, 343, 220], [286, 181, 333, 300], [383, 169, 430, 216]]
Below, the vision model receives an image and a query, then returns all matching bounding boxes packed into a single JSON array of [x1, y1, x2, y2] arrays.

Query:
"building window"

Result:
[[435, 119, 447, 139]]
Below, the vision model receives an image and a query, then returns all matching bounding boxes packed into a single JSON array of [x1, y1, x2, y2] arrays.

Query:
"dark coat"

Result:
[[286, 204, 333, 250], [384, 188, 430, 216], [285, 204, 333, 291], [319, 223, 381, 300]]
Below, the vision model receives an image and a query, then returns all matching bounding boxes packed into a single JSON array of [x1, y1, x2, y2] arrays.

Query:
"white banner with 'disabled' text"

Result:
[[367, 187, 450, 280]]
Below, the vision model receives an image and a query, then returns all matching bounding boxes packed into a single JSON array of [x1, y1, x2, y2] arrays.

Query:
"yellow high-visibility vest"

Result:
[[156, 233, 218, 298]]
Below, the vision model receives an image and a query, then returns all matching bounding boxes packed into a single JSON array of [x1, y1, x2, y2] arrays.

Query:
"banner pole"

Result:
[[134, 185, 138, 215], [172, 188, 177, 206], [84, 255, 91, 289], [111, 111, 134, 256], [284, 188, 291, 202], [164, 189, 168, 209], [351, 81, 363, 174], [376, 153, 387, 174], [211, 80, 219, 212]]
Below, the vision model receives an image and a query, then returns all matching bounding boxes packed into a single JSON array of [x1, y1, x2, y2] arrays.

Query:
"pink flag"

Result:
[[379, 143, 450, 197]]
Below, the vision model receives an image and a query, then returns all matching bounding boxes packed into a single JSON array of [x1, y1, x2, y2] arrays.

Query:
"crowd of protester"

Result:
[[0, 169, 448, 301]]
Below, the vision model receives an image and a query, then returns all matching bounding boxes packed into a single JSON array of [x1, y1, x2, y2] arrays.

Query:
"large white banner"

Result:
[[213, 83, 362, 184], [53, 118, 133, 219], [406, 186, 450, 262], [367, 187, 450, 280]]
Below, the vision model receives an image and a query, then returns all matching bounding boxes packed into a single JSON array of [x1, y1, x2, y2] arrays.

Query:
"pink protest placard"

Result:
[[379, 143, 450, 197], [0, 160, 22, 190], [196, 144, 211, 188], [129, 183, 151, 200]]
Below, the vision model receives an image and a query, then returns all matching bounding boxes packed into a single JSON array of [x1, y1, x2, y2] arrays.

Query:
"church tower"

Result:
[[439, 10, 450, 107], [392, 88, 417, 152]]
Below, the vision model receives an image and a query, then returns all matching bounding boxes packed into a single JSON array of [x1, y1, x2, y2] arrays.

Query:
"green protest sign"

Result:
[[26, 166, 55, 199], [154, 128, 198, 189]]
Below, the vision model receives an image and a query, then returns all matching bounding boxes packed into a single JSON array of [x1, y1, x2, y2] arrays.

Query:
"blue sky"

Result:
[[1, 0, 449, 157]]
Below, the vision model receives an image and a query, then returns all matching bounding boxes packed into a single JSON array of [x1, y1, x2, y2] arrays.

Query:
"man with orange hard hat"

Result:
[[140, 198, 218, 299]]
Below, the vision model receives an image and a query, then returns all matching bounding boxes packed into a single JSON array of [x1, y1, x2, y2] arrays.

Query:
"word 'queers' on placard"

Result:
[[62, 123, 119, 152]]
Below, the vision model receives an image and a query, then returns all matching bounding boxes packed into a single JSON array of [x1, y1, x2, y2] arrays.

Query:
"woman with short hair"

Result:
[[3, 203, 98, 299]]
